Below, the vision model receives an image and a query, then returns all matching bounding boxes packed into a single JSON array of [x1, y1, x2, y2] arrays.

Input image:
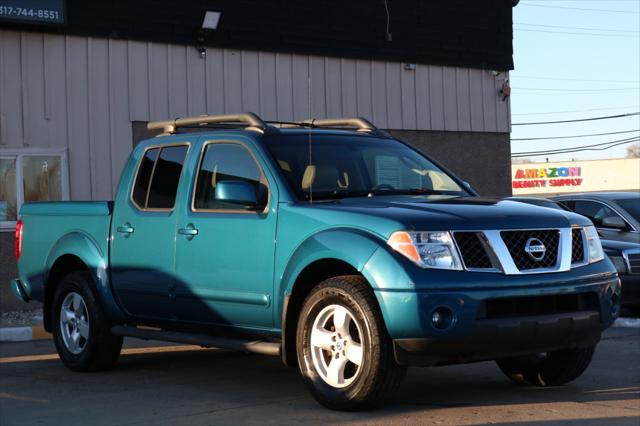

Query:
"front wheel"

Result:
[[52, 271, 123, 372], [496, 345, 596, 387], [296, 276, 406, 411]]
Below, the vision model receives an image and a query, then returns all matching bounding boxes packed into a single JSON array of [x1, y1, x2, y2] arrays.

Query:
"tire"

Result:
[[496, 345, 596, 387], [51, 271, 123, 372], [296, 275, 406, 411]]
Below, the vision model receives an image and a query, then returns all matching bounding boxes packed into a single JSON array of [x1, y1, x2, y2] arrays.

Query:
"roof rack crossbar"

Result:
[[302, 117, 377, 131], [148, 112, 267, 135]]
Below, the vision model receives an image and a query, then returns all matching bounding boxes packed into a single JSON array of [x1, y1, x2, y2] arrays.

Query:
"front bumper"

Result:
[[394, 310, 601, 366], [372, 263, 621, 366]]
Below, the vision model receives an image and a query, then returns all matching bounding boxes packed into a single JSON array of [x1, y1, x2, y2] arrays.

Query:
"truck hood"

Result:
[[302, 196, 592, 232]]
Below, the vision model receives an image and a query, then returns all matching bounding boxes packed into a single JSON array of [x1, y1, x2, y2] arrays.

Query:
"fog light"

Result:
[[431, 307, 455, 330]]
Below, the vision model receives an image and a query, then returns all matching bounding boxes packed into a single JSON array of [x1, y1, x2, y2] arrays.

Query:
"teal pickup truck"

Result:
[[12, 113, 620, 410]]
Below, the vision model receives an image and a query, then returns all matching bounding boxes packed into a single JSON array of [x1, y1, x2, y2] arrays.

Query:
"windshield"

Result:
[[616, 197, 640, 222], [263, 134, 468, 200]]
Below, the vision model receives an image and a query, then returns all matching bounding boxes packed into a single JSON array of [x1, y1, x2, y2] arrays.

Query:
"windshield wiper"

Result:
[[368, 188, 463, 196]]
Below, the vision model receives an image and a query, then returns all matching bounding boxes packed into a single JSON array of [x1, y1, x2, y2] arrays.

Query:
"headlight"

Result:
[[388, 231, 463, 270], [584, 226, 604, 263]]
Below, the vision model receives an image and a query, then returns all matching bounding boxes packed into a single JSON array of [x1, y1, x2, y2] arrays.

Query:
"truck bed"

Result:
[[17, 201, 113, 302]]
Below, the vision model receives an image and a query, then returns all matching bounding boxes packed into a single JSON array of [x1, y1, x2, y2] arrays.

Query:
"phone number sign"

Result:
[[0, 0, 65, 25]]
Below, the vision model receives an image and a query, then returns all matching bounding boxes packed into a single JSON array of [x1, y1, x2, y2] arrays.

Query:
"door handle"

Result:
[[178, 224, 199, 238], [116, 223, 134, 235]]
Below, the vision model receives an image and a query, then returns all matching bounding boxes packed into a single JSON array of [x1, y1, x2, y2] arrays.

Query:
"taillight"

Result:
[[15, 219, 23, 261]]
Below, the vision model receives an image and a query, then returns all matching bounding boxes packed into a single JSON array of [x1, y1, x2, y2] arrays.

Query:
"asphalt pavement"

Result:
[[1, 327, 638, 426]]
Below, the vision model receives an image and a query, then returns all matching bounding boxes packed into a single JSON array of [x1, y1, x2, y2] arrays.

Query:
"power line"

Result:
[[513, 76, 639, 84], [513, 112, 640, 126], [514, 136, 640, 155], [514, 87, 639, 92], [515, 28, 639, 38], [518, 3, 640, 14], [512, 105, 640, 116], [512, 129, 640, 141], [512, 137, 640, 157], [515, 22, 639, 33]]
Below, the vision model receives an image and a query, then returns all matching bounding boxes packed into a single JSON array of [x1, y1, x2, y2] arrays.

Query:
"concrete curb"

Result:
[[0, 325, 49, 342]]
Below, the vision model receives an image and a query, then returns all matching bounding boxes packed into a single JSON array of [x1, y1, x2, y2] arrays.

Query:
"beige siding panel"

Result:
[[442, 66, 459, 132], [107, 39, 131, 190], [291, 55, 310, 121], [309, 56, 327, 119], [469, 69, 485, 132], [0, 31, 24, 146], [386, 63, 402, 129], [148, 43, 169, 121], [65, 36, 92, 199], [187, 49, 206, 116], [223, 50, 242, 113], [275, 53, 293, 121], [241, 51, 260, 115], [428, 66, 445, 131], [400, 64, 417, 130], [88, 38, 113, 199], [325, 57, 342, 118], [371, 61, 388, 129], [205, 48, 225, 115], [168, 45, 188, 118], [43, 35, 68, 149], [127, 41, 149, 121], [341, 59, 358, 118], [415, 65, 431, 129], [257, 51, 277, 120], [22, 33, 48, 147], [482, 69, 499, 132], [456, 68, 472, 132], [355, 60, 373, 122]]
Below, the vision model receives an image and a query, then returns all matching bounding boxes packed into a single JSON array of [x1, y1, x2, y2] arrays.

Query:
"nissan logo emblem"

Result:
[[524, 238, 546, 262]]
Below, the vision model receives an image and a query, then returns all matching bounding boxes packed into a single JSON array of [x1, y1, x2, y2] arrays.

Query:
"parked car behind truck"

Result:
[[12, 113, 620, 410]]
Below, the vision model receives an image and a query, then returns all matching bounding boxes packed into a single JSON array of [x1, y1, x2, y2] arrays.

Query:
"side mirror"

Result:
[[601, 216, 627, 230], [214, 181, 261, 210]]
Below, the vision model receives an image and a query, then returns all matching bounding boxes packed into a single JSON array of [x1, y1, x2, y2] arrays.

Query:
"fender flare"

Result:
[[277, 228, 384, 313], [44, 231, 126, 323]]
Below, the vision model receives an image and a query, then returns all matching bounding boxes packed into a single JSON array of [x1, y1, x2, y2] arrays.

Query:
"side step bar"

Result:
[[111, 325, 281, 357]]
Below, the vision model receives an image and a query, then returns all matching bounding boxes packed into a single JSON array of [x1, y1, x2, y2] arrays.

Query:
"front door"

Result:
[[110, 144, 189, 320], [174, 140, 277, 330]]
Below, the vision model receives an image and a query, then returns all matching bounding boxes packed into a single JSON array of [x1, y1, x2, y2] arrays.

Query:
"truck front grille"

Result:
[[454, 232, 493, 269], [501, 229, 559, 271], [477, 292, 599, 319], [571, 228, 586, 264]]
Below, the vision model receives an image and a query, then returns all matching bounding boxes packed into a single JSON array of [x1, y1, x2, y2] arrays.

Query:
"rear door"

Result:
[[173, 139, 277, 330], [110, 143, 189, 320]]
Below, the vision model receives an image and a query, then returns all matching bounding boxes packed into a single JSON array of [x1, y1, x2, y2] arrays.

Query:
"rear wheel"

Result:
[[296, 276, 406, 411], [496, 345, 596, 386], [52, 271, 123, 371]]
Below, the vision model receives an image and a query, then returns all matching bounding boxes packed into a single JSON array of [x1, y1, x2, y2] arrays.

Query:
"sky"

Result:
[[510, 0, 640, 162]]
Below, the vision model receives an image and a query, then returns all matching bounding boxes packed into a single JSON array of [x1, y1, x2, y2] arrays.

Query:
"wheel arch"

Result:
[[278, 228, 387, 366], [43, 232, 125, 331]]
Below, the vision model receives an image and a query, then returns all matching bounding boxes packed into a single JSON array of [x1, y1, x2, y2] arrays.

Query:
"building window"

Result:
[[0, 149, 69, 230]]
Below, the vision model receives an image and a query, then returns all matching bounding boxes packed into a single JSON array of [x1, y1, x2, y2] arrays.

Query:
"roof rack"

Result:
[[303, 117, 376, 132], [147, 112, 268, 135]]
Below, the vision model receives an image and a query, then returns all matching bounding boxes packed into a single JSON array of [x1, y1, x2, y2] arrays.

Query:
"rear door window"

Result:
[[132, 148, 159, 208], [132, 145, 188, 210]]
